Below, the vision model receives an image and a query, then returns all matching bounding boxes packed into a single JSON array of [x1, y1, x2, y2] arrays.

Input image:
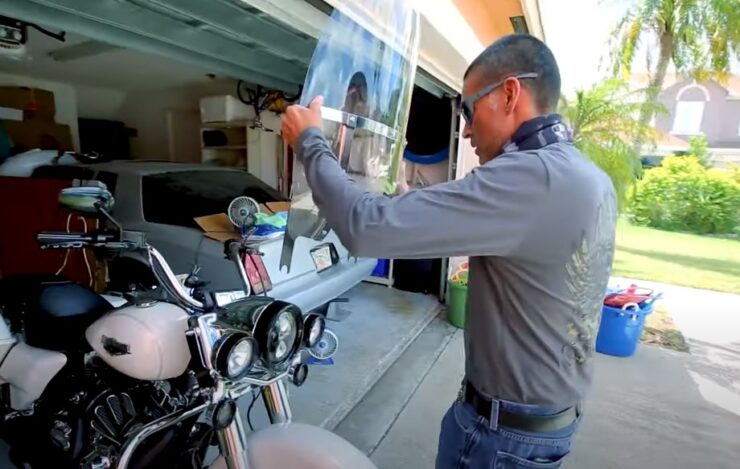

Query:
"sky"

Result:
[[540, 0, 739, 97], [540, 0, 642, 96]]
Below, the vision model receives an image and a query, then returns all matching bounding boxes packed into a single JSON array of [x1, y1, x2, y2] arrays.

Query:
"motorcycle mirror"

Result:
[[58, 180, 115, 218]]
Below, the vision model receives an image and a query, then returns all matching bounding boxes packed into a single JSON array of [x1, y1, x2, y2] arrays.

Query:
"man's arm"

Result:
[[296, 127, 546, 260]]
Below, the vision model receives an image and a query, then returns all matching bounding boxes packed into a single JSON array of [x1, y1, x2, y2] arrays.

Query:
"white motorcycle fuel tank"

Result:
[[85, 301, 191, 380]]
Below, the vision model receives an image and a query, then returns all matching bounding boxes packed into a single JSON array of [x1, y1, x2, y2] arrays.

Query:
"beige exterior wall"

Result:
[[453, 0, 527, 46], [450, 0, 545, 180]]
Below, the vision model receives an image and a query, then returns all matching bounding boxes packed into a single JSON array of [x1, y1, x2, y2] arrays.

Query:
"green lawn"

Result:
[[613, 221, 740, 294]]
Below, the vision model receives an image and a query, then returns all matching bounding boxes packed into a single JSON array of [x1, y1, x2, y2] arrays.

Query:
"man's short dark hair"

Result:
[[464, 34, 561, 113]]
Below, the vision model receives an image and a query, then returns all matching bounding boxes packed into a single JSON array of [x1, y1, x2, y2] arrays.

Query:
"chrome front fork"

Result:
[[216, 408, 251, 469], [262, 380, 292, 424], [215, 379, 293, 469]]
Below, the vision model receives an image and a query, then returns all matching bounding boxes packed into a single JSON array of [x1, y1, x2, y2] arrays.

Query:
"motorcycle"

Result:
[[0, 182, 375, 469]]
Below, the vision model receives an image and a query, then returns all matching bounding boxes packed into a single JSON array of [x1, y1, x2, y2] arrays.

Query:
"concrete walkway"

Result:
[[610, 277, 740, 352], [370, 330, 740, 469]]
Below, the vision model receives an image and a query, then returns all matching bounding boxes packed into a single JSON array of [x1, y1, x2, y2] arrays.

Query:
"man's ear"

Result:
[[503, 78, 521, 114]]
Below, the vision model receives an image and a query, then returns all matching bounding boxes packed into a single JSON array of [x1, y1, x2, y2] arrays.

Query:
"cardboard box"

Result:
[[194, 213, 239, 243], [2, 119, 73, 153], [0, 86, 56, 121], [194, 205, 291, 243]]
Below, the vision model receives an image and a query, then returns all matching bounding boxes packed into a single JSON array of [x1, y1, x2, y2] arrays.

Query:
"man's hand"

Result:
[[281, 96, 324, 148]]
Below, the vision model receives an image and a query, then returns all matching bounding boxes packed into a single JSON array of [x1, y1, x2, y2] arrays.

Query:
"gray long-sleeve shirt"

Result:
[[296, 127, 617, 407]]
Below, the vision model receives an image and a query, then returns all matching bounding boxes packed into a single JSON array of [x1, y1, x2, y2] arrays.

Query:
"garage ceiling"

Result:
[[3, 0, 317, 92], [3, 0, 454, 97], [0, 31, 228, 91]]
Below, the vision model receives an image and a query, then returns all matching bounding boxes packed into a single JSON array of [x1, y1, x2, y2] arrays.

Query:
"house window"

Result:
[[672, 101, 704, 135]]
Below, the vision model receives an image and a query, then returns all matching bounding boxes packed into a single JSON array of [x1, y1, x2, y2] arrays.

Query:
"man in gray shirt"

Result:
[[282, 34, 617, 468]]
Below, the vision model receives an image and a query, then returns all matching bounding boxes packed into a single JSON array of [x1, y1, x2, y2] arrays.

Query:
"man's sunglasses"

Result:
[[461, 72, 539, 124]]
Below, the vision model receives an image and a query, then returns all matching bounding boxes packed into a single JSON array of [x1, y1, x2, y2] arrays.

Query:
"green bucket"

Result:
[[447, 281, 467, 329]]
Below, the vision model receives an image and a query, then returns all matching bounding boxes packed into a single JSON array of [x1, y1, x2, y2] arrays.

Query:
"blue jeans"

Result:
[[435, 397, 581, 468]]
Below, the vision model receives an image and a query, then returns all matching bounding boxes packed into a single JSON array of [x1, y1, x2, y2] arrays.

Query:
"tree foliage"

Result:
[[559, 79, 665, 207], [610, 0, 740, 141], [612, 0, 740, 83]]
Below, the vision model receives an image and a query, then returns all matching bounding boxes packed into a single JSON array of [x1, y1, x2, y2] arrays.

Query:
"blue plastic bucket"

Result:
[[595, 302, 654, 357]]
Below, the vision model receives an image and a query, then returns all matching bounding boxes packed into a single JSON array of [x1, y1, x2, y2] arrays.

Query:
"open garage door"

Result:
[[3, 0, 456, 98], [2, 0, 316, 93]]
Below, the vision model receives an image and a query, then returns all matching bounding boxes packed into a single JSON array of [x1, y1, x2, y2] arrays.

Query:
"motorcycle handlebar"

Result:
[[37, 230, 205, 312], [147, 246, 205, 311], [37, 231, 113, 249]]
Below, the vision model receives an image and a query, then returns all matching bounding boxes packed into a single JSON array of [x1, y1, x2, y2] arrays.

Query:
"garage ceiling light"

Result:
[[48, 40, 121, 62]]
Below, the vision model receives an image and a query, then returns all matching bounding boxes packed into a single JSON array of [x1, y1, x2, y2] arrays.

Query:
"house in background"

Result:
[[631, 73, 740, 169]]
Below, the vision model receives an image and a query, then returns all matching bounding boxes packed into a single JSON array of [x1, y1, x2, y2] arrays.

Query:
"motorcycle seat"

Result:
[[0, 274, 112, 351]]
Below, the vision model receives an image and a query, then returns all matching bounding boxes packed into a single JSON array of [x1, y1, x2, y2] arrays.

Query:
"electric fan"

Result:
[[228, 196, 260, 232], [309, 329, 339, 361]]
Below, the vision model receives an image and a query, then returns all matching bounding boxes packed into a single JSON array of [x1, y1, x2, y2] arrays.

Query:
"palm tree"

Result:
[[611, 0, 740, 131], [559, 79, 664, 207]]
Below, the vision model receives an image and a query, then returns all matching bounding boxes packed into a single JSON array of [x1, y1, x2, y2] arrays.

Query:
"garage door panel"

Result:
[[48, 0, 306, 81], [142, 0, 317, 62], [5, 0, 309, 90], [5, 0, 456, 97]]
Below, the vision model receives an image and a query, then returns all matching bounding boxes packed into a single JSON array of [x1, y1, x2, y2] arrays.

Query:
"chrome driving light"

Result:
[[212, 399, 237, 429], [289, 363, 309, 387], [213, 331, 258, 380], [303, 314, 326, 348]]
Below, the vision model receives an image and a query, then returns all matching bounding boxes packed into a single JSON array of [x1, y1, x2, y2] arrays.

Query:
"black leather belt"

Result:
[[463, 382, 579, 433]]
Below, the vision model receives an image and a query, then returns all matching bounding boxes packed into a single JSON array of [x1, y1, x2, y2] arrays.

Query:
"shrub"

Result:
[[687, 135, 711, 167], [629, 156, 740, 234], [731, 163, 740, 186]]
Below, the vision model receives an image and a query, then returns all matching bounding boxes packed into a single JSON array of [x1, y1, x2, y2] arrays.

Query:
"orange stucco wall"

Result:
[[452, 0, 525, 46]]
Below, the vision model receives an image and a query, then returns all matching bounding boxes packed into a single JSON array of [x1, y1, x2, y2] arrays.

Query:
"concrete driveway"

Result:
[[610, 277, 740, 417], [369, 331, 740, 469], [336, 278, 740, 468]]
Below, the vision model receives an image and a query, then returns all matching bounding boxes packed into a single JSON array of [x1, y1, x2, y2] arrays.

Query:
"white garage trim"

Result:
[[520, 0, 546, 41]]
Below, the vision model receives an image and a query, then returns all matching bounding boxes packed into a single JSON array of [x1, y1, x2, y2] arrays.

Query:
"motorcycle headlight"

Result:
[[269, 311, 298, 363], [213, 332, 257, 380], [255, 301, 303, 365], [303, 314, 326, 348]]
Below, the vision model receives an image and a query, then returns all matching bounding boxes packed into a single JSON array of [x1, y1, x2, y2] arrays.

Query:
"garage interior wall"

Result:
[[1, 68, 252, 160], [0, 71, 81, 151], [115, 80, 237, 160]]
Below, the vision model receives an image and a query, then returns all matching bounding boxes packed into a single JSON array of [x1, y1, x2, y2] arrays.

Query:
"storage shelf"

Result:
[[202, 145, 247, 150], [364, 259, 394, 288], [364, 275, 394, 287], [201, 121, 250, 129]]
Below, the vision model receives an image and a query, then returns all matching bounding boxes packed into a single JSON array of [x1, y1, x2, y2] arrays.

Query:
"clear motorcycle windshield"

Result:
[[281, 0, 420, 271]]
